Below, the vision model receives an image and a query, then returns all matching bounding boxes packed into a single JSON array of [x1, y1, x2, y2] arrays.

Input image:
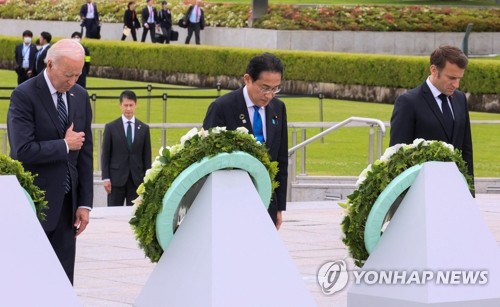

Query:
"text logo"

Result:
[[317, 260, 349, 295]]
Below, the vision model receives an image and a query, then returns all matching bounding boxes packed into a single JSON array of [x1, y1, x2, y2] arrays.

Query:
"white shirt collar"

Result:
[[243, 86, 261, 110], [122, 115, 135, 124], [43, 69, 58, 96], [426, 77, 443, 99]]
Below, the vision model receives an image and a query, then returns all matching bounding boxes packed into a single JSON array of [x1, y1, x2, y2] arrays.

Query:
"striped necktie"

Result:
[[56, 91, 71, 193]]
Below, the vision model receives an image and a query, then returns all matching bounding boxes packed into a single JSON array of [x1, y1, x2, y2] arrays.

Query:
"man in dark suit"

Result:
[[80, 0, 100, 39], [390, 45, 474, 178], [71, 32, 91, 88], [8, 39, 93, 284], [141, 0, 158, 43], [14, 30, 37, 84], [184, 0, 205, 45], [203, 53, 288, 229], [101, 90, 152, 206], [34, 31, 51, 76]]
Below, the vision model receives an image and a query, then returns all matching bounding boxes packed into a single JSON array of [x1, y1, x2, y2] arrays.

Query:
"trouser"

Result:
[[160, 26, 171, 44], [16, 68, 31, 85], [84, 18, 98, 39], [185, 23, 201, 45], [45, 193, 76, 284], [107, 174, 138, 206], [141, 23, 156, 43]]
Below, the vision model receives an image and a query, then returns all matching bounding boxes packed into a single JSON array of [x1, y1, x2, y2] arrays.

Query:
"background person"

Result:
[[184, 0, 204, 45], [101, 90, 152, 207], [122, 1, 141, 41], [203, 53, 288, 229], [71, 32, 91, 89], [390, 44, 474, 178], [8, 39, 94, 284], [34, 31, 51, 76], [158, 1, 172, 44], [14, 29, 37, 84], [141, 0, 158, 43], [80, 0, 100, 39]]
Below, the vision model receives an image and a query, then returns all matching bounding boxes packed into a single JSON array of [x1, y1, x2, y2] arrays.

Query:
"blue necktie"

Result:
[[56, 92, 71, 193], [438, 93, 454, 138], [127, 121, 133, 149], [252, 105, 264, 143]]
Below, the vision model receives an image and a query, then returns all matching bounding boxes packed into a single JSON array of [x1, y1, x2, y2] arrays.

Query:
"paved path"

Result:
[[74, 194, 500, 306]]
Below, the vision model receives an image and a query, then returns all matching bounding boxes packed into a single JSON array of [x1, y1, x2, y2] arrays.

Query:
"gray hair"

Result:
[[46, 38, 85, 65]]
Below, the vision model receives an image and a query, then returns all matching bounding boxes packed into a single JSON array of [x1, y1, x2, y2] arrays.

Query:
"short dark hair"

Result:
[[127, 1, 135, 9], [40, 32, 52, 43], [430, 45, 468, 70], [22, 30, 33, 37], [245, 53, 284, 81], [161, 1, 167, 5], [120, 90, 138, 103], [71, 32, 82, 39]]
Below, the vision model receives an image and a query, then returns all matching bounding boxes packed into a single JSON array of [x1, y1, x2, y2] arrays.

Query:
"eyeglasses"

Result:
[[258, 85, 281, 95]]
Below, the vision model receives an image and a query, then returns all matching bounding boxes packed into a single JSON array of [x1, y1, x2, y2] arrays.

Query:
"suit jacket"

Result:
[[124, 9, 140, 29], [142, 6, 158, 25], [390, 81, 474, 177], [185, 5, 205, 29], [14, 43, 37, 73], [34, 44, 50, 76], [8, 73, 94, 231], [101, 117, 151, 187], [203, 88, 288, 211], [80, 2, 100, 22]]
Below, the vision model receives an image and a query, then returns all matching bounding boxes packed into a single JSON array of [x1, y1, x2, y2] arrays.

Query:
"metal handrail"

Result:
[[288, 117, 386, 156]]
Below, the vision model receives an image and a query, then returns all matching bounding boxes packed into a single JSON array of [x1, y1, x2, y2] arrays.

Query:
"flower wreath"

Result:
[[129, 127, 279, 262], [340, 139, 474, 267], [0, 154, 48, 221]]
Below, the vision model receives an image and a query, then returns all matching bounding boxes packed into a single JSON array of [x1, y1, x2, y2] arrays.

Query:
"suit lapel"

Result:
[[232, 90, 253, 132], [265, 100, 278, 146], [421, 82, 452, 142], [36, 74, 64, 138], [449, 93, 462, 143], [67, 90, 77, 128]]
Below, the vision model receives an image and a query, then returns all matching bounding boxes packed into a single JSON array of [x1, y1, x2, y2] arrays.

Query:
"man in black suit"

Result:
[[101, 90, 152, 206], [141, 0, 158, 43], [203, 53, 288, 229], [184, 0, 205, 45], [80, 0, 100, 39], [8, 39, 93, 284], [158, 1, 172, 44], [390, 45, 474, 178], [14, 30, 37, 84], [34, 31, 51, 76]]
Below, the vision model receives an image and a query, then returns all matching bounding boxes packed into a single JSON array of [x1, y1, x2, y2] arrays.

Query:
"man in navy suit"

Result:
[[101, 91, 151, 206], [34, 31, 51, 76], [80, 0, 100, 39], [14, 30, 37, 84], [203, 53, 288, 229], [141, 0, 158, 43], [390, 45, 474, 178], [8, 39, 94, 284]]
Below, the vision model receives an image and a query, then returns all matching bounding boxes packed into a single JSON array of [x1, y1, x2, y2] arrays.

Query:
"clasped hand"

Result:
[[65, 123, 85, 151]]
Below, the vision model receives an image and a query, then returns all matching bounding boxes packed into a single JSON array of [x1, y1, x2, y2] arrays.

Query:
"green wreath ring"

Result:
[[156, 151, 272, 251]]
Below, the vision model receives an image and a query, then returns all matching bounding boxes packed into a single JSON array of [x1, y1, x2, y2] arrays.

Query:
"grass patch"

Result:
[[1, 69, 499, 177]]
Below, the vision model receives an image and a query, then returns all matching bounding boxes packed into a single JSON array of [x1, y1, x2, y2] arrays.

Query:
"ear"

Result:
[[243, 74, 251, 86]]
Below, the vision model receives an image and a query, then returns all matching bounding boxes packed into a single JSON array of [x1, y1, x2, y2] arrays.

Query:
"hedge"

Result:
[[1, 36, 498, 94]]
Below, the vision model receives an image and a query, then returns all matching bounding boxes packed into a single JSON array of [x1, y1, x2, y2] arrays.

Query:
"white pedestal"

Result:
[[348, 162, 500, 306], [135, 170, 315, 307], [0, 175, 80, 306]]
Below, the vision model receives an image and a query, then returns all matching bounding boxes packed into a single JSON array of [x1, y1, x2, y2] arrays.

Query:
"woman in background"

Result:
[[121, 1, 141, 41]]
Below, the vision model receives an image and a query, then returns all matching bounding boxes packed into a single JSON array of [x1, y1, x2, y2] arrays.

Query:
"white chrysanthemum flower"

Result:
[[211, 126, 227, 134], [152, 158, 162, 169], [379, 143, 403, 162], [444, 142, 454, 152], [355, 164, 372, 187], [170, 144, 183, 156], [412, 138, 425, 146], [198, 128, 209, 138], [236, 126, 249, 134]]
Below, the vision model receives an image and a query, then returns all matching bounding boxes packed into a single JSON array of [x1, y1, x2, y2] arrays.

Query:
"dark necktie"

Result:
[[126, 121, 133, 149], [252, 105, 264, 143], [438, 93, 454, 138], [56, 92, 71, 193]]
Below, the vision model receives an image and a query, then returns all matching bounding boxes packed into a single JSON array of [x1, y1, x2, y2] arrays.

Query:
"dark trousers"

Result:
[[16, 68, 30, 85], [160, 26, 171, 44], [45, 193, 76, 284], [121, 27, 138, 41], [107, 174, 138, 206], [84, 18, 98, 39], [185, 23, 201, 45], [141, 23, 156, 43]]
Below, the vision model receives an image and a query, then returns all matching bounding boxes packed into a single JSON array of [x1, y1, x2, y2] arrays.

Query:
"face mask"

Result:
[[24, 37, 32, 44], [72, 38, 81, 43]]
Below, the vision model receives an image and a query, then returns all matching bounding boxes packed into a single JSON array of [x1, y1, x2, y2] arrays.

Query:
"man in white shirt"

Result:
[[79, 0, 100, 39], [14, 30, 37, 84], [141, 0, 158, 43], [184, 0, 205, 45]]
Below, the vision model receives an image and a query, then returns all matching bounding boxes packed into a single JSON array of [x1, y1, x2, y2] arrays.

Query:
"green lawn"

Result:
[[219, 0, 497, 5], [1, 69, 499, 177]]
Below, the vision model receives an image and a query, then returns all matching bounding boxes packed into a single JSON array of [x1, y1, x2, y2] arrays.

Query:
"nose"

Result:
[[451, 78, 460, 89]]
